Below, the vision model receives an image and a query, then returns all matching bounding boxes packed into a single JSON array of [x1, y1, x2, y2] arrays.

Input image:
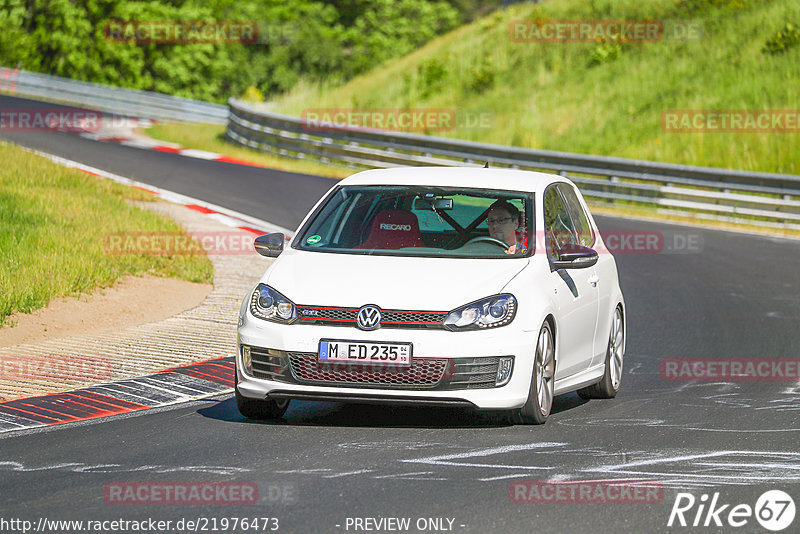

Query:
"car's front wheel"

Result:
[[507, 321, 555, 425], [578, 306, 624, 399], [235, 374, 290, 420]]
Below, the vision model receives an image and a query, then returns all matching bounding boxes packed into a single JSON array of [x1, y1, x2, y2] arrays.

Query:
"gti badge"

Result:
[[356, 305, 382, 331]]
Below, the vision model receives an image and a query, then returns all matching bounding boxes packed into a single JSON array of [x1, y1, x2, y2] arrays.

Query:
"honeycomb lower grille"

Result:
[[288, 352, 446, 389]]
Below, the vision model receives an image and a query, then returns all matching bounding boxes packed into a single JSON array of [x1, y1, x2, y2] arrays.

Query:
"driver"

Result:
[[487, 200, 523, 254]]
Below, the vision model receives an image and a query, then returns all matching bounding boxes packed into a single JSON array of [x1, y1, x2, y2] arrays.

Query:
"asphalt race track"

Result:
[[2, 94, 799, 533], [0, 94, 333, 230]]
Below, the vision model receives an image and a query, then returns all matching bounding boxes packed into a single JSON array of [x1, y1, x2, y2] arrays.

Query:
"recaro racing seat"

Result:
[[356, 209, 423, 249]]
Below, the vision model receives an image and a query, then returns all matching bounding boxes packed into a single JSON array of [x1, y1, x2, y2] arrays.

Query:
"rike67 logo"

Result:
[[668, 490, 796, 531]]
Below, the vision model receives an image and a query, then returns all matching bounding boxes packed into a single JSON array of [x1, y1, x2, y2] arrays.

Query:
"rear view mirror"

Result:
[[433, 198, 453, 210], [413, 198, 453, 210], [254, 233, 285, 258]]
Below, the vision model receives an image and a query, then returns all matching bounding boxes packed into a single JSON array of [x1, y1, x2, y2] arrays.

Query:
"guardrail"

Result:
[[227, 98, 800, 230], [0, 67, 227, 124]]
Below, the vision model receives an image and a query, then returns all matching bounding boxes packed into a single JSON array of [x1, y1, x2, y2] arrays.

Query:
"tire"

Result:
[[507, 321, 555, 425], [578, 306, 624, 400], [235, 373, 290, 420]]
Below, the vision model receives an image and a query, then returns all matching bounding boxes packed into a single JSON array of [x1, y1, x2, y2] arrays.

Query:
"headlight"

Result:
[[444, 294, 516, 331], [249, 284, 297, 324]]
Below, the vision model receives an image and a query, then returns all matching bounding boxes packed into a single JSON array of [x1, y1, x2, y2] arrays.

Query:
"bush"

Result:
[[589, 40, 622, 66], [343, 0, 460, 77], [417, 57, 449, 98], [0, 0, 463, 103], [241, 86, 264, 103], [466, 57, 495, 94], [762, 22, 800, 55]]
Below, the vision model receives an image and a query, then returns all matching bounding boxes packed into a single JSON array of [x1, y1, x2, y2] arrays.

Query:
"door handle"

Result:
[[588, 274, 599, 287]]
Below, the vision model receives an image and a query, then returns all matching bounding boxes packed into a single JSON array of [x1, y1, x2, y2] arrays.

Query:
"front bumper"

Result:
[[237, 316, 537, 410]]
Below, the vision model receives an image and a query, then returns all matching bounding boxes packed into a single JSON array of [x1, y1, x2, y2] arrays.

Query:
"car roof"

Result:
[[338, 166, 567, 193]]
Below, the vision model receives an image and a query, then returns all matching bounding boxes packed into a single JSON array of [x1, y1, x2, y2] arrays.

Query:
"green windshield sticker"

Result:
[[306, 235, 322, 245]]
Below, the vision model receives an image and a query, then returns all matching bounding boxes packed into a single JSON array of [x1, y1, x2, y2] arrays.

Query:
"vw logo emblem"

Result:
[[356, 305, 382, 331]]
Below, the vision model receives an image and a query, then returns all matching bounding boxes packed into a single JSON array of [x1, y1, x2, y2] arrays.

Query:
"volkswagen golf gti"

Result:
[[235, 167, 625, 424]]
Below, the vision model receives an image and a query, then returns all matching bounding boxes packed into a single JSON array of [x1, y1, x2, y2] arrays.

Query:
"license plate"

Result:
[[319, 340, 412, 366]]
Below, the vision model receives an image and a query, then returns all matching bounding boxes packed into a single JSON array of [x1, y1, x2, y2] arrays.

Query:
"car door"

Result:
[[558, 183, 614, 367], [544, 184, 600, 378]]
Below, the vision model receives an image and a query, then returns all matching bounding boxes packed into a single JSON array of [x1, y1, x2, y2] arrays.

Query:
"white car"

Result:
[[236, 167, 625, 424]]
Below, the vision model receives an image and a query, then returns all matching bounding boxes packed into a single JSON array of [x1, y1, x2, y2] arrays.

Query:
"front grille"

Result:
[[289, 353, 446, 389], [296, 307, 357, 324], [295, 305, 447, 329]]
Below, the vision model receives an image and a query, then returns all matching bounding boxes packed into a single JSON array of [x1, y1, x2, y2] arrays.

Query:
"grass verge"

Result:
[[0, 142, 213, 327]]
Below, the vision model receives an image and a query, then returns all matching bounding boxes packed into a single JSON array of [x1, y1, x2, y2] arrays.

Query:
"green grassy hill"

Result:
[[272, 0, 800, 175]]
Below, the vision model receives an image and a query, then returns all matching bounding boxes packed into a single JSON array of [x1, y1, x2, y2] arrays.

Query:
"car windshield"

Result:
[[295, 185, 534, 258]]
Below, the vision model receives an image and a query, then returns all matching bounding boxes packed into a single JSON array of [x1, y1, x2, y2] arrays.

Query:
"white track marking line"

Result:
[[179, 149, 223, 160], [324, 469, 375, 478]]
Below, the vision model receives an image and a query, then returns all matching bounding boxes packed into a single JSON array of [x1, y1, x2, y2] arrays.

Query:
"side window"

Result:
[[557, 184, 594, 247], [543, 186, 576, 259]]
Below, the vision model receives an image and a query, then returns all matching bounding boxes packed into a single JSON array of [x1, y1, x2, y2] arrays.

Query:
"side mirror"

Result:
[[254, 233, 285, 258], [551, 243, 598, 270]]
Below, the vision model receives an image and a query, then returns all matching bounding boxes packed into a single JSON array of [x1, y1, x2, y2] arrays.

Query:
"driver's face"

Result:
[[487, 208, 517, 243]]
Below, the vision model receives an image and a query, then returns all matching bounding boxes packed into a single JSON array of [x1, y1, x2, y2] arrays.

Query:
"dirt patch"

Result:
[[0, 275, 212, 348]]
